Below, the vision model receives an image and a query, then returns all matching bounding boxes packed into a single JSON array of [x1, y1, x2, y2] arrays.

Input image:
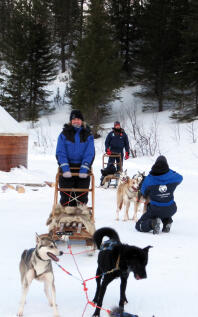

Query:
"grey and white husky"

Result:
[[17, 233, 63, 317]]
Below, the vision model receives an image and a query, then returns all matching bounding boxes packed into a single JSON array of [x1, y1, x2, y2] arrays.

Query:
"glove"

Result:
[[125, 152, 129, 160], [79, 173, 88, 178], [106, 148, 112, 155], [63, 171, 72, 178]]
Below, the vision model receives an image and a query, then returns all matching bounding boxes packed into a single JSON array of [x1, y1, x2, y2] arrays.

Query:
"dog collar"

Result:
[[35, 249, 50, 262]]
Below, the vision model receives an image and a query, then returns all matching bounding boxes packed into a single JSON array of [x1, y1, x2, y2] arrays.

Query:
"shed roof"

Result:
[[0, 106, 28, 136]]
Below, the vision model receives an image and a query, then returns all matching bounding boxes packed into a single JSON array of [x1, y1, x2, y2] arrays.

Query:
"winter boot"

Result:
[[162, 218, 173, 233], [151, 218, 161, 234]]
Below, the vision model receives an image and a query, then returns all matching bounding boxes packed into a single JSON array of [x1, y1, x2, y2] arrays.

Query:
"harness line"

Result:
[[55, 243, 121, 316]]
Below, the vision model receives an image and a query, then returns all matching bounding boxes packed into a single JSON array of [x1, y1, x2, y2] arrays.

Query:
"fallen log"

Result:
[[0, 182, 46, 187]]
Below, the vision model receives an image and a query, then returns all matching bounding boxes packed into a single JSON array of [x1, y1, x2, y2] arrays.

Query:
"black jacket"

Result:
[[105, 128, 129, 153]]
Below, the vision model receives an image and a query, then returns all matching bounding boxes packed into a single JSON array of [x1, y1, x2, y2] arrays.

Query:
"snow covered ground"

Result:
[[0, 86, 198, 317]]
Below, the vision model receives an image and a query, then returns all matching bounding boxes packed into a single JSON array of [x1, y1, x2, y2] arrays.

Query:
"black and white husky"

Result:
[[17, 233, 63, 317]]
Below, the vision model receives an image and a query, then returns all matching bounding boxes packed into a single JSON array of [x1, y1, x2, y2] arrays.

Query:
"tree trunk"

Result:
[[79, 0, 84, 41], [60, 41, 66, 73], [195, 82, 198, 116]]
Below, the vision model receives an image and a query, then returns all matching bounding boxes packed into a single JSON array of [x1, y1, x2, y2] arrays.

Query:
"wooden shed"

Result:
[[0, 106, 28, 172]]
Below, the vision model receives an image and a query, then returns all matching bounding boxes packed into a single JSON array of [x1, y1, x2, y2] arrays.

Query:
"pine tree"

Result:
[[0, 1, 14, 92], [172, 0, 198, 120], [70, 0, 122, 136], [1, 0, 57, 122], [1, 1, 30, 121], [51, 0, 79, 73], [134, 0, 188, 112], [107, 0, 141, 78]]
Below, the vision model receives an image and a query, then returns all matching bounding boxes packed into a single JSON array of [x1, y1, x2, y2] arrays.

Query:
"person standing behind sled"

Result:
[[135, 155, 183, 234], [56, 109, 95, 206], [105, 121, 130, 172]]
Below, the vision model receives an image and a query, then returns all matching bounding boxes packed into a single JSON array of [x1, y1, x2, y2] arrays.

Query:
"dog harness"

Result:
[[23, 248, 51, 278], [100, 239, 119, 251], [23, 248, 35, 264], [100, 239, 120, 273]]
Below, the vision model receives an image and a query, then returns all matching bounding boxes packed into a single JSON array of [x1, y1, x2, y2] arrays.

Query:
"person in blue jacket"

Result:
[[135, 155, 183, 234], [56, 109, 95, 206], [105, 121, 130, 172]]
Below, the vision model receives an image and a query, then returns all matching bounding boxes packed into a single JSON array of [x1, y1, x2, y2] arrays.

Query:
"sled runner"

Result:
[[101, 153, 122, 188], [46, 168, 95, 247]]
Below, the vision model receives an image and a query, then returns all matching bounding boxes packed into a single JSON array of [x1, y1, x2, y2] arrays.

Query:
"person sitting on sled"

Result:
[[135, 155, 183, 234], [56, 109, 95, 206], [105, 121, 130, 172]]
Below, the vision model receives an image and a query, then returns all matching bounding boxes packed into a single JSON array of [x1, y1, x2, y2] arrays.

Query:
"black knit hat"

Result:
[[150, 155, 169, 176], [70, 109, 84, 121]]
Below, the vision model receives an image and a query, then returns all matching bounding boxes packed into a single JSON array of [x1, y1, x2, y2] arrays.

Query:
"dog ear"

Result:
[[143, 246, 153, 253], [48, 231, 54, 240], [35, 232, 41, 243], [126, 176, 130, 183]]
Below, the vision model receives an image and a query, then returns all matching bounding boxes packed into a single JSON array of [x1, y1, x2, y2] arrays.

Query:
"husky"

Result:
[[132, 171, 149, 221], [92, 227, 151, 317], [117, 169, 128, 186], [116, 171, 147, 222], [17, 233, 63, 317]]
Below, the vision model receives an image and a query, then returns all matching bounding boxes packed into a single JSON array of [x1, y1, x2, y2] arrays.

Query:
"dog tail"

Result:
[[109, 307, 138, 317], [93, 227, 120, 249]]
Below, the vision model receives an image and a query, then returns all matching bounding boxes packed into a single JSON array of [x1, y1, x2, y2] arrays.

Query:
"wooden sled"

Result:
[[102, 153, 122, 188], [49, 167, 95, 247]]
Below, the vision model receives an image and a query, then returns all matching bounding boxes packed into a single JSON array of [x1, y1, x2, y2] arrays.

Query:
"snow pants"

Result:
[[135, 202, 177, 232], [107, 151, 123, 171], [59, 165, 90, 206]]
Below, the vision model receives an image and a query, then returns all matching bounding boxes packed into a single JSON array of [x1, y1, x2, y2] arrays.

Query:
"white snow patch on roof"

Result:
[[0, 106, 28, 135]]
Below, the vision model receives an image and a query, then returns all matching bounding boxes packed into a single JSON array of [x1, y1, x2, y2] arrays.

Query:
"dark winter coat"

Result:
[[141, 169, 183, 208], [56, 123, 95, 174], [105, 128, 129, 154]]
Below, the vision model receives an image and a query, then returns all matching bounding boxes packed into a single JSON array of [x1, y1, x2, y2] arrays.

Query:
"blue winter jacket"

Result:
[[141, 169, 183, 207], [56, 124, 95, 174], [105, 128, 129, 153]]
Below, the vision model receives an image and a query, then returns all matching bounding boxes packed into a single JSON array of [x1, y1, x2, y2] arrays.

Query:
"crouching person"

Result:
[[56, 109, 95, 206], [135, 155, 183, 234]]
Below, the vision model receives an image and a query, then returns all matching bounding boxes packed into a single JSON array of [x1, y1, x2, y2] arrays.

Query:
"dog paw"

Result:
[[17, 311, 23, 316]]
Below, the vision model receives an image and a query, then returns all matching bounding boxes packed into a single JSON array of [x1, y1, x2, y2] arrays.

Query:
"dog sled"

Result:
[[46, 168, 95, 247], [101, 153, 122, 188]]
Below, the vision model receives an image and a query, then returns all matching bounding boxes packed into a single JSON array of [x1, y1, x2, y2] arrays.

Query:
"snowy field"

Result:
[[0, 87, 198, 317]]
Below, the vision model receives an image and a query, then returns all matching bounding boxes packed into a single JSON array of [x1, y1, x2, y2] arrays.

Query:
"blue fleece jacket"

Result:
[[141, 169, 183, 206]]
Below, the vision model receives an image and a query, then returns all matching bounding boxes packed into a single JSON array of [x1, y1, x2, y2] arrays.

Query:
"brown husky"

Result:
[[116, 175, 147, 222], [17, 233, 63, 317]]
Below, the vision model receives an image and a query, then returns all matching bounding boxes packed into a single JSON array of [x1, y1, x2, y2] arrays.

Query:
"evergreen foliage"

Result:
[[70, 0, 123, 136], [171, 0, 198, 121], [0, 0, 198, 124], [51, 0, 80, 73], [107, 0, 142, 78], [1, 0, 57, 122], [134, 0, 188, 112]]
